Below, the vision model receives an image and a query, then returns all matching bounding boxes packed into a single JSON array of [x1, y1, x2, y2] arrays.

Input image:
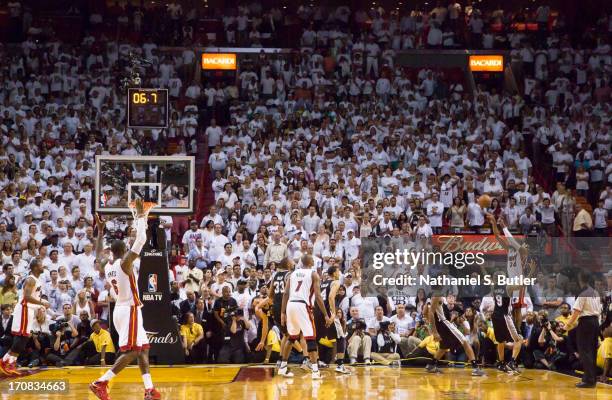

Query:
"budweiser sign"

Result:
[[432, 235, 523, 255]]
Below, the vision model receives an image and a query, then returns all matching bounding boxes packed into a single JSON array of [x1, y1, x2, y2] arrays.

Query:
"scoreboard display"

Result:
[[127, 88, 169, 129]]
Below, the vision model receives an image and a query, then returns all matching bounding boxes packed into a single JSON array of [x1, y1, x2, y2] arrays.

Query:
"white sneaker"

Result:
[[301, 359, 312, 371], [311, 370, 322, 380], [278, 367, 294, 378], [335, 364, 351, 374], [365, 359, 371, 365], [349, 358, 357, 365]]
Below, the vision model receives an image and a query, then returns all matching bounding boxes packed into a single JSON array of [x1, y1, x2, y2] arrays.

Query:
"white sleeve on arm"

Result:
[[502, 227, 521, 250], [130, 217, 148, 254]]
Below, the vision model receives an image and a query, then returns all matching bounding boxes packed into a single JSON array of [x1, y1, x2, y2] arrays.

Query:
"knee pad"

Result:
[[306, 339, 317, 353]]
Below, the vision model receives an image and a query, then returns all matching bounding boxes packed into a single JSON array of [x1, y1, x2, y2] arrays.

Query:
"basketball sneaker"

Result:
[[278, 367, 294, 378], [301, 358, 312, 371], [496, 362, 509, 373], [144, 387, 162, 400], [0, 359, 20, 377], [317, 361, 328, 369], [89, 381, 110, 400], [425, 363, 442, 374], [311, 370, 322, 380], [506, 360, 521, 375], [471, 367, 486, 376], [335, 364, 350, 374]]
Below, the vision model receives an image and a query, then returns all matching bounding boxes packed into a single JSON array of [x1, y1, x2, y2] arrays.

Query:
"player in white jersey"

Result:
[[488, 214, 535, 327], [278, 254, 332, 379], [0, 259, 49, 376], [89, 200, 161, 400]]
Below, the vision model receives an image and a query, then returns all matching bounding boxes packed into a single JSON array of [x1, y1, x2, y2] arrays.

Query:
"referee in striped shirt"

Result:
[[566, 270, 602, 388]]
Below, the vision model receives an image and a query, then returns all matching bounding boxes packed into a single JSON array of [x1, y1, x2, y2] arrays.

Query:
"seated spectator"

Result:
[[371, 321, 401, 367], [180, 312, 205, 364]]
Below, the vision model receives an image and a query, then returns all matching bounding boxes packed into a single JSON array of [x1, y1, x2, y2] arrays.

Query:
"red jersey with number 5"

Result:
[[105, 259, 142, 307], [288, 268, 314, 306]]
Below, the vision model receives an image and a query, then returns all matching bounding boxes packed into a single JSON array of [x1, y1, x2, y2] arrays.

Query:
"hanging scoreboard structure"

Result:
[[127, 88, 169, 129]]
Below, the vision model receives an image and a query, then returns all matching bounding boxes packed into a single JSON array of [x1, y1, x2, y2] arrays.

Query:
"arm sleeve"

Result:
[[130, 217, 148, 254], [502, 227, 521, 250]]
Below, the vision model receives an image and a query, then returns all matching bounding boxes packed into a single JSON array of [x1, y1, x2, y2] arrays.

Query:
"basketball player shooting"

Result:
[[89, 199, 161, 400], [279, 254, 333, 379], [0, 259, 49, 376], [487, 214, 535, 328]]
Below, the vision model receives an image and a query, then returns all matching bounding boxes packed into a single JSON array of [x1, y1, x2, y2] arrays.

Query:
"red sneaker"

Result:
[[0, 359, 20, 377], [89, 381, 111, 400], [144, 387, 161, 400]]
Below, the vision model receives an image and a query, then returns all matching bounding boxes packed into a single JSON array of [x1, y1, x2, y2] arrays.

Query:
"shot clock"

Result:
[[127, 88, 169, 129]]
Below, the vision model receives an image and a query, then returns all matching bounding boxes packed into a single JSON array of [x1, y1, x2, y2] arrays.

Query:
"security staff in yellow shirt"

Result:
[[180, 312, 205, 363], [597, 328, 612, 383], [80, 319, 116, 366]]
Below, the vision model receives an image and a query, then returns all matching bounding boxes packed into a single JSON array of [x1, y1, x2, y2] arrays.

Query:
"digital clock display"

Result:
[[127, 88, 169, 129]]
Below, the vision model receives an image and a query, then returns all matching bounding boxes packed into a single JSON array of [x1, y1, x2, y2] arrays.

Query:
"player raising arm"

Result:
[[89, 199, 161, 400]]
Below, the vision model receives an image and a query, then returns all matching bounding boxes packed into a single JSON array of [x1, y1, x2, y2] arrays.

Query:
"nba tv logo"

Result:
[[148, 274, 158, 292], [143, 274, 162, 301]]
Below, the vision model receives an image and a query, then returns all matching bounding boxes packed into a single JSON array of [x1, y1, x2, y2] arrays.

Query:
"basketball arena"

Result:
[[0, 1, 610, 399]]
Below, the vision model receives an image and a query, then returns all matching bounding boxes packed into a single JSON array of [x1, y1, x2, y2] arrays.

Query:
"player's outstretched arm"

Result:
[[429, 297, 441, 341], [95, 213, 109, 269], [487, 213, 509, 250], [121, 198, 147, 275]]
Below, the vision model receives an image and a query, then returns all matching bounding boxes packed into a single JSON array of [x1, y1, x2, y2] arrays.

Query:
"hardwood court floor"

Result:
[[1, 365, 610, 400]]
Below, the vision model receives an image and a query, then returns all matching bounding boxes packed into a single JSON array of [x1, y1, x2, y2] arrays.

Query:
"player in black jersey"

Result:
[[315, 267, 350, 374], [490, 272, 523, 374], [426, 290, 485, 376]]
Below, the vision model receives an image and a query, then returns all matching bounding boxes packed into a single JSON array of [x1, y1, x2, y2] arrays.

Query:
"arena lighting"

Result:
[[201, 53, 237, 70], [469, 55, 504, 72]]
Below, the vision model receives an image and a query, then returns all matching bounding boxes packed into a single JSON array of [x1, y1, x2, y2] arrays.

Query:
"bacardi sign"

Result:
[[469, 55, 504, 72], [201, 53, 237, 70]]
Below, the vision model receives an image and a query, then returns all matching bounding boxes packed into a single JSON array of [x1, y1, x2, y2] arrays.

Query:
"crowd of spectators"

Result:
[[0, 1, 610, 380]]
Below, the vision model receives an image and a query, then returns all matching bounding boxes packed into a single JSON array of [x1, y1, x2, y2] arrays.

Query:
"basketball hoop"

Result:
[[128, 201, 158, 219]]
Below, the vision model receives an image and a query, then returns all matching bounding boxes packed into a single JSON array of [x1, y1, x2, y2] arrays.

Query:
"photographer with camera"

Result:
[[534, 316, 566, 370], [212, 285, 239, 362], [19, 308, 52, 368], [218, 308, 251, 363], [347, 307, 372, 365], [371, 321, 402, 367], [46, 316, 78, 367]]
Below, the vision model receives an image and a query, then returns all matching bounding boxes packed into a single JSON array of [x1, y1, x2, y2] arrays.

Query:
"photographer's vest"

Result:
[[378, 333, 396, 353]]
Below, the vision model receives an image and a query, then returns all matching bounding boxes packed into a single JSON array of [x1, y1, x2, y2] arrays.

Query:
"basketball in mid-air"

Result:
[[478, 194, 492, 209]]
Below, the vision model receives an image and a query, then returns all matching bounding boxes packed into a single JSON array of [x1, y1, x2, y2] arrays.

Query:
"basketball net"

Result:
[[128, 201, 157, 219]]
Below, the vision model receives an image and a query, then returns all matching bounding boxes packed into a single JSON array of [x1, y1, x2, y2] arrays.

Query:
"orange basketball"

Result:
[[478, 194, 492, 209]]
